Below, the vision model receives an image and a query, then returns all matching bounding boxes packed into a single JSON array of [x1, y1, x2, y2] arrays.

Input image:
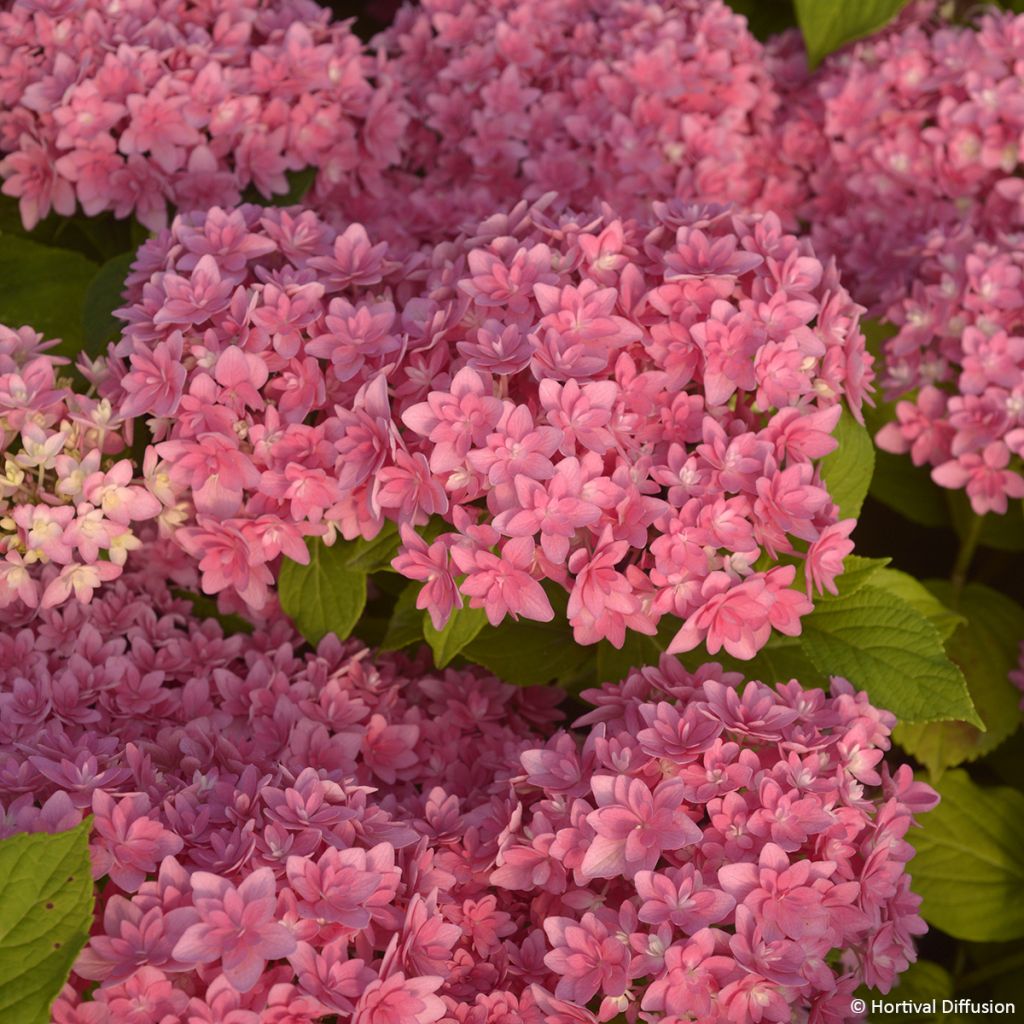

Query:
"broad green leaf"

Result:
[[862, 960, 953, 1022], [278, 538, 367, 645], [794, 0, 911, 67], [343, 522, 401, 574], [81, 251, 134, 354], [423, 605, 487, 668], [819, 409, 875, 520], [678, 634, 830, 689], [0, 235, 96, 360], [379, 584, 425, 652], [799, 584, 980, 726], [595, 631, 663, 686], [462, 594, 591, 687], [0, 820, 94, 1024], [897, 584, 1024, 776], [871, 569, 965, 642], [911, 770, 1024, 941], [815, 555, 891, 602], [869, 450, 952, 529], [722, 0, 797, 40]]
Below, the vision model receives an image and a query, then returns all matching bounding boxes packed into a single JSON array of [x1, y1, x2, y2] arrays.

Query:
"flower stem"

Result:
[[951, 513, 983, 604]]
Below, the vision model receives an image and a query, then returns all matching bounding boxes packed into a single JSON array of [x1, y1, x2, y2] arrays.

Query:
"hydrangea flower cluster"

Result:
[[874, 228, 1024, 514], [0, 0, 406, 231], [100, 198, 872, 658], [0, 323, 166, 610], [783, 5, 1024, 313], [335, 0, 802, 252], [0, 555, 936, 1022]]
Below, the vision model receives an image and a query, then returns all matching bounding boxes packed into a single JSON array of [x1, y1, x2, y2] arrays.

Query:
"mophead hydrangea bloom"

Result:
[[0, 323, 167, 610], [776, 6, 1024, 513], [0, 564, 937, 1020], [100, 197, 872, 659], [0, 0, 406, 231], [332, 0, 803, 253]]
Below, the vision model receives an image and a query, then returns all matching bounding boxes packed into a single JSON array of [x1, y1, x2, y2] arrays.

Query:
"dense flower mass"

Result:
[[777, 5, 1024, 512], [334, 0, 802, 252], [0, 0, 406, 231], [0, 558, 937, 1021], [98, 198, 871, 658], [0, 324, 166, 609]]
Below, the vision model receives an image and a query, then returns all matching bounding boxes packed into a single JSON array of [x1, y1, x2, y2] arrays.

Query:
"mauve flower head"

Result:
[[4, 560, 936, 1017], [100, 196, 871, 662]]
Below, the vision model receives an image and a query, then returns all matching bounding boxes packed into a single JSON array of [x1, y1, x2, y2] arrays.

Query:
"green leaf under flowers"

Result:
[[910, 770, 1024, 942], [814, 555, 890, 602], [423, 604, 488, 668], [794, 0, 911, 68], [818, 408, 875, 521], [342, 522, 402, 574], [0, 820, 95, 1024], [278, 538, 367, 646], [462, 589, 591, 686], [870, 450, 952, 529], [0, 234, 97, 361], [896, 583, 1024, 777], [81, 251, 134, 355], [379, 583, 425, 652], [860, 960, 954, 1022], [798, 584, 980, 726], [871, 569, 965, 643]]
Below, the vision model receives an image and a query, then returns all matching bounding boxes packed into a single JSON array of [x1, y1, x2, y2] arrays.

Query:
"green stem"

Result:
[[958, 948, 1024, 991], [950, 513, 983, 604]]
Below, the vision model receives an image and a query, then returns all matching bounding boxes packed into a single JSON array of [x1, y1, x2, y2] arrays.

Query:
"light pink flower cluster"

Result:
[[0, 323, 167, 610], [0, 0, 406, 231], [0, 564, 936, 1021], [102, 198, 872, 658], [874, 227, 1024, 514], [334, 0, 802, 253]]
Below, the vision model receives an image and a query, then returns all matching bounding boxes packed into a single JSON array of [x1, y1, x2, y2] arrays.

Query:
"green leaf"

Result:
[[0, 235, 97, 360], [818, 409, 875, 520], [896, 583, 1024, 776], [81, 252, 134, 355], [462, 592, 591, 686], [172, 589, 254, 636], [343, 522, 401, 574], [274, 166, 318, 206], [911, 770, 1024, 941], [379, 583, 426, 652], [863, 960, 953, 1022], [423, 605, 487, 669], [871, 569, 965, 642], [0, 820, 95, 1024], [798, 584, 980, 726], [869, 451, 953, 530], [594, 631, 664, 686], [794, 0, 911, 67], [278, 538, 367, 646], [816, 555, 891, 602]]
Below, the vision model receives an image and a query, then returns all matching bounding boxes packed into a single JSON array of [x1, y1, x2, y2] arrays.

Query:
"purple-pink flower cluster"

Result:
[[0, 0, 406, 231], [0, 555, 936, 1022], [778, 6, 1024, 512], [0, 323, 167, 609], [875, 227, 1024, 514], [99, 198, 871, 658], [335, 0, 801, 253]]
